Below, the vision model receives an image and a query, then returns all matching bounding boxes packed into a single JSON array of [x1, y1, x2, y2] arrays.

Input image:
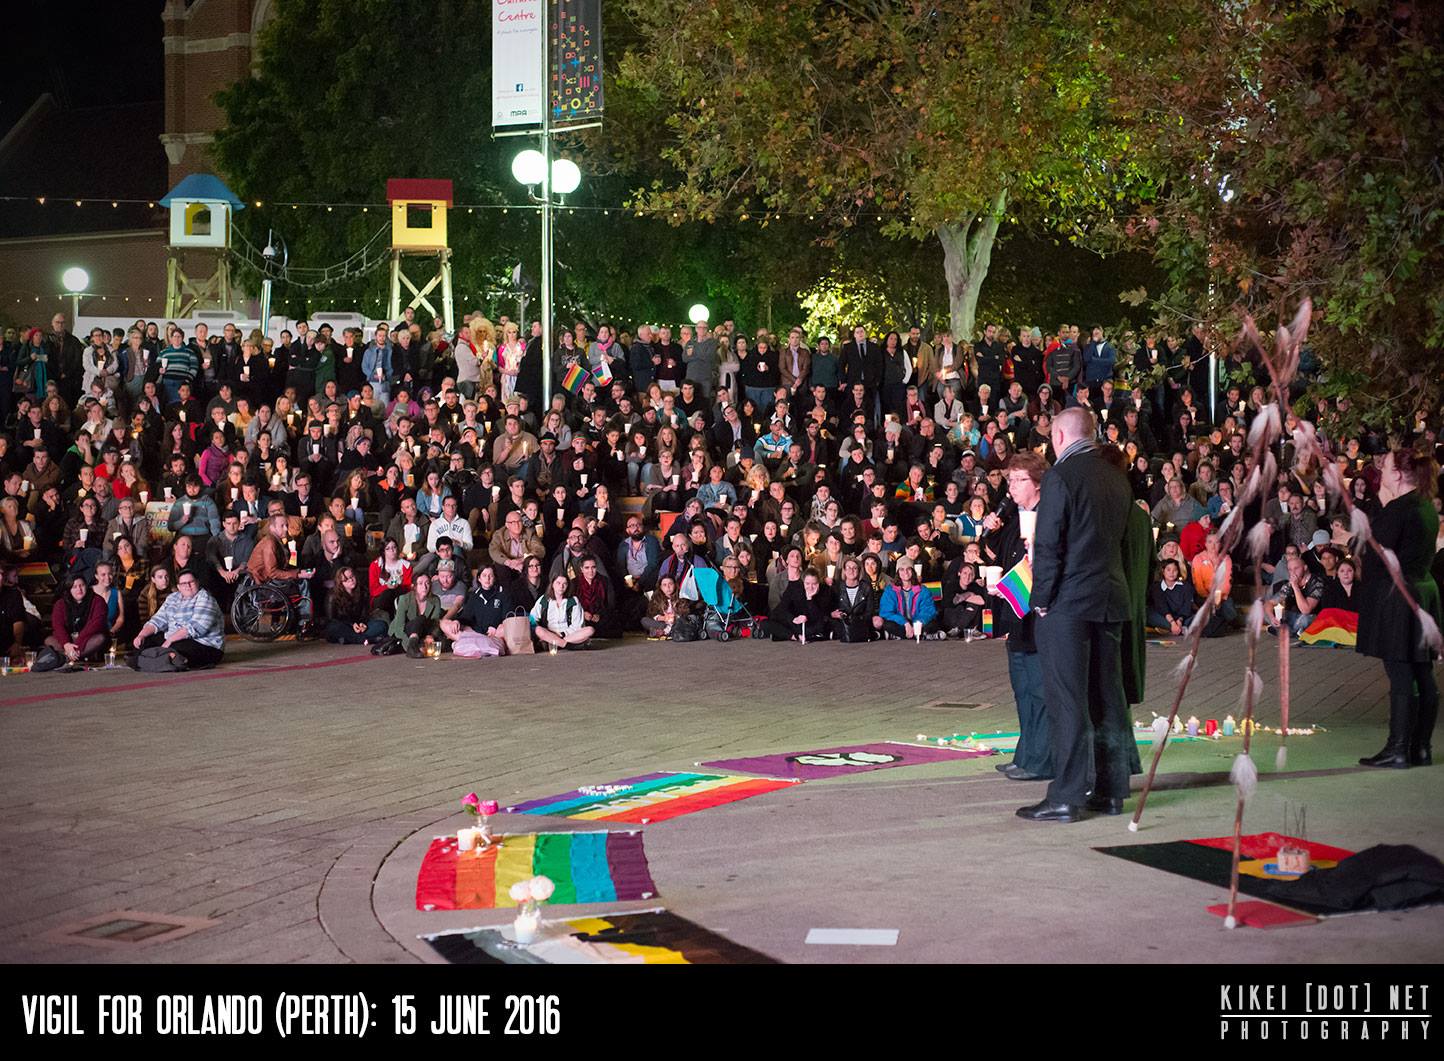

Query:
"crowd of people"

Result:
[[0, 308, 1437, 782]]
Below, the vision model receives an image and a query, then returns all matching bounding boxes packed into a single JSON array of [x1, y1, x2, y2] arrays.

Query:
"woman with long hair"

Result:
[[507, 554, 547, 614], [529, 573, 594, 649], [1356, 444, 1441, 768], [368, 537, 413, 616], [498, 320, 524, 401], [327, 566, 388, 644]]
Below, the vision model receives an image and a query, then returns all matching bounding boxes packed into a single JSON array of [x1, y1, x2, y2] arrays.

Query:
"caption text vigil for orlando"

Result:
[[1218, 981, 1432, 1042]]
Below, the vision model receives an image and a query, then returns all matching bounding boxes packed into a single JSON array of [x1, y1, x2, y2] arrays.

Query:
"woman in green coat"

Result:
[[388, 571, 447, 658]]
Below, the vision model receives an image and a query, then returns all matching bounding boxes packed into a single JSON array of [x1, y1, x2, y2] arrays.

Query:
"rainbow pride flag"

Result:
[[592, 359, 614, 387], [1298, 607, 1358, 646], [505, 771, 799, 823], [996, 557, 1032, 618], [415, 831, 657, 910], [560, 362, 590, 394], [924, 579, 943, 601]]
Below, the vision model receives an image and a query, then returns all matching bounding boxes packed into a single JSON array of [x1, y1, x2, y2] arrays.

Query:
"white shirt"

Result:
[[426, 516, 473, 552]]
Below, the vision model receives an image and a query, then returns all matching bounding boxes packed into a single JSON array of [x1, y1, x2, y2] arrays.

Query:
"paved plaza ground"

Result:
[[1, 633, 1440, 964]]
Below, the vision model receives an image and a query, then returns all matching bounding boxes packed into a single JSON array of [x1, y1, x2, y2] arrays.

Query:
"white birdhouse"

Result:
[[159, 174, 244, 249]]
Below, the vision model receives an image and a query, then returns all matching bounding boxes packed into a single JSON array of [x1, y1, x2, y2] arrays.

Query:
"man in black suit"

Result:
[[839, 325, 883, 401], [1020, 406, 1134, 822]]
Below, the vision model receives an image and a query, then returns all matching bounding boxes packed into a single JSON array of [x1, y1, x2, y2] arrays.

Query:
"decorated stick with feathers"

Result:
[[1129, 301, 1308, 831]]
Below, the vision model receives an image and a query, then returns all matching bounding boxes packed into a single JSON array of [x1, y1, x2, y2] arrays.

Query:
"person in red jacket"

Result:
[[47, 575, 107, 669]]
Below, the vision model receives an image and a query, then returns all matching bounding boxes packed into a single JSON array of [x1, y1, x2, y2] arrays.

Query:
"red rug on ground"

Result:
[[1188, 832, 1355, 862]]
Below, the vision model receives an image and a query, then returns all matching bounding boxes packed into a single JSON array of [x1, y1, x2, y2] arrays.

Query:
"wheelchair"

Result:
[[229, 574, 311, 642]]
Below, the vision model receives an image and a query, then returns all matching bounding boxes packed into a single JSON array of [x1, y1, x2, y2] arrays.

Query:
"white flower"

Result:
[[509, 881, 530, 903], [529, 875, 555, 901]]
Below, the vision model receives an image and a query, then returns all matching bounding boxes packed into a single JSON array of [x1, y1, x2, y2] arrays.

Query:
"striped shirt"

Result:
[[147, 588, 225, 649]]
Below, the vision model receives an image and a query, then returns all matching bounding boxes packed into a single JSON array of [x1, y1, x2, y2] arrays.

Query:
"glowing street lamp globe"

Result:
[[510, 149, 546, 187], [689, 304, 710, 324], [61, 267, 90, 293], [551, 158, 581, 195]]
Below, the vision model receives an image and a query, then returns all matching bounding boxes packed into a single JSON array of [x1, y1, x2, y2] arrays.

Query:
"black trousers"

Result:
[[136, 633, 224, 669], [1036, 614, 1130, 804]]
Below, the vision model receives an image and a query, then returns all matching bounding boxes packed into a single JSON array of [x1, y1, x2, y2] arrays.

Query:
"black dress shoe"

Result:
[[1086, 795, 1125, 815], [1004, 764, 1048, 781], [1015, 799, 1082, 822], [994, 762, 1013, 773], [1358, 745, 1410, 769], [1410, 744, 1432, 767]]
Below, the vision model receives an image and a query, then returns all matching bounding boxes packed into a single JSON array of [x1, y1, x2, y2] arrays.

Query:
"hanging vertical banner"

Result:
[[551, 0, 604, 122], [493, 0, 545, 128]]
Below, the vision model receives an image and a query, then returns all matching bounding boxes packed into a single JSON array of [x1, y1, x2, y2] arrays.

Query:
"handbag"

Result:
[[137, 646, 188, 672], [500, 608, 535, 655], [669, 614, 702, 642], [31, 645, 63, 672]]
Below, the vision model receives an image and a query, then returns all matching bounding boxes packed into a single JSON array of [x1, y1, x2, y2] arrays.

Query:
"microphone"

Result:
[[981, 495, 1016, 539]]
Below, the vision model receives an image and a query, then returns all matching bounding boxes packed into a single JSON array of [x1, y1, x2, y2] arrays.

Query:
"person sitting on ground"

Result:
[[1147, 558, 1196, 637], [325, 565, 388, 645], [940, 559, 987, 637], [441, 564, 510, 658], [130, 569, 226, 670], [574, 555, 619, 639], [1269, 552, 1325, 636], [388, 571, 446, 658], [758, 567, 828, 642], [878, 557, 942, 639], [642, 574, 691, 639], [529, 572, 595, 650], [46, 575, 107, 670], [829, 556, 876, 642]]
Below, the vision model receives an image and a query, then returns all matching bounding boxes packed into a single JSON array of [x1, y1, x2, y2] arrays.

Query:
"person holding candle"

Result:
[[1356, 443, 1441, 768], [878, 558, 942, 640]]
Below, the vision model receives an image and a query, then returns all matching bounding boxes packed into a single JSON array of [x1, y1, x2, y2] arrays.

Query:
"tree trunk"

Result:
[[937, 187, 1007, 342]]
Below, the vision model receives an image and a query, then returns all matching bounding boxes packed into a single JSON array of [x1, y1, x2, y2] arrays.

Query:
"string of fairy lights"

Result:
[[0, 194, 887, 225], [0, 193, 906, 314]]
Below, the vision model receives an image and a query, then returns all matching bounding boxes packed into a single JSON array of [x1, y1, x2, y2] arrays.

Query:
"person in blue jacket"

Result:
[[878, 557, 942, 639]]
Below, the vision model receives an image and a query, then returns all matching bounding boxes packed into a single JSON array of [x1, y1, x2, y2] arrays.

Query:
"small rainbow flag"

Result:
[[506, 771, 799, 823], [924, 579, 943, 601], [561, 362, 590, 394], [1298, 607, 1358, 646], [995, 556, 1032, 619], [592, 359, 614, 387], [415, 831, 656, 910]]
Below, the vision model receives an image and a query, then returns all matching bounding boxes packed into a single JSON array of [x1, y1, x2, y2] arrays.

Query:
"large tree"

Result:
[[1108, 0, 1444, 422], [611, 0, 1154, 340]]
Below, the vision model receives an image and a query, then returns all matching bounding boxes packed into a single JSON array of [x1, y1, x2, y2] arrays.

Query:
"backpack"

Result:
[[670, 614, 703, 642], [137, 646, 188, 672]]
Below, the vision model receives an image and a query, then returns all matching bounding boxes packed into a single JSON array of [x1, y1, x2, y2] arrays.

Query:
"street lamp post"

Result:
[[62, 267, 90, 325], [513, 151, 582, 409]]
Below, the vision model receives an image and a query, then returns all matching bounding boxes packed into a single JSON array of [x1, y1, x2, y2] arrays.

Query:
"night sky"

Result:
[[3, 1, 163, 131]]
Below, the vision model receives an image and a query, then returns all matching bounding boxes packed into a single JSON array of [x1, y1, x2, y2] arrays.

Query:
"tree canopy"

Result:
[[1106, 0, 1444, 422], [610, 0, 1155, 339]]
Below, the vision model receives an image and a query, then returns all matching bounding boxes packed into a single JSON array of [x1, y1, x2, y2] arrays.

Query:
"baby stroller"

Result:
[[688, 566, 759, 642]]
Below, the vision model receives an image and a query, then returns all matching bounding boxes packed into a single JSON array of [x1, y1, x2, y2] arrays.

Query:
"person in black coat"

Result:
[[838, 326, 884, 396], [828, 557, 876, 642], [1023, 407, 1133, 821], [1356, 445, 1442, 768], [764, 571, 833, 642]]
